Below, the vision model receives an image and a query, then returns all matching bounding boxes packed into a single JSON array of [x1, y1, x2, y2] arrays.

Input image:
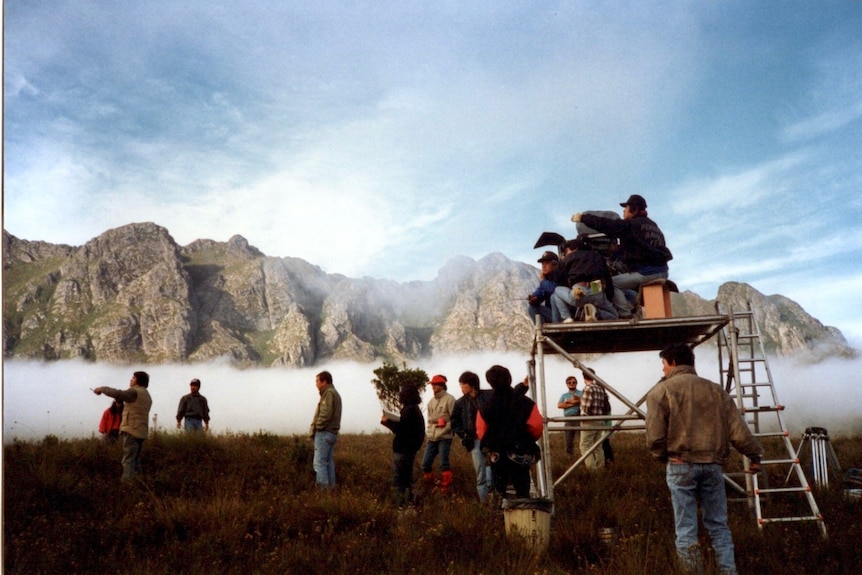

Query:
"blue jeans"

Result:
[[551, 286, 618, 322], [611, 270, 668, 317], [421, 439, 452, 473], [121, 433, 144, 482], [529, 302, 553, 324], [469, 443, 493, 502], [184, 418, 204, 432], [313, 430, 338, 488], [666, 462, 737, 575]]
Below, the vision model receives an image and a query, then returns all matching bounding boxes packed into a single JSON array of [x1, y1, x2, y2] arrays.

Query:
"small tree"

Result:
[[371, 362, 428, 413]]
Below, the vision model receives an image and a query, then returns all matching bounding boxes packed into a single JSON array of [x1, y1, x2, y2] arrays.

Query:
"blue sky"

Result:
[[4, 2, 862, 345]]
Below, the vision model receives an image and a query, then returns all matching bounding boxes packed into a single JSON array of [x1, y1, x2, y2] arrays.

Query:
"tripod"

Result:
[[791, 427, 842, 488]]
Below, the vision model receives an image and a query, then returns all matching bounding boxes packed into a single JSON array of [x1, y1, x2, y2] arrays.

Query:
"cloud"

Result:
[[6, 352, 861, 442], [669, 154, 809, 218], [782, 101, 862, 144], [4, 1, 862, 342], [780, 44, 862, 144], [3, 71, 39, 98]]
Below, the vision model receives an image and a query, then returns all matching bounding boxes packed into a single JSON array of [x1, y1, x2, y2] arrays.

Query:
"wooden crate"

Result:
[[641, 283, 672, 319]]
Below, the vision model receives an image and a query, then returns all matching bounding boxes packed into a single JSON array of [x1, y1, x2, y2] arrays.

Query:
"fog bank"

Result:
[[4, 351, 861, 442]]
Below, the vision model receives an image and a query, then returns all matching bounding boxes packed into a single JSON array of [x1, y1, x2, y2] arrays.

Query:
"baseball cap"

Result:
[[537, 250, 559, 263], [430, 374, 448, 386], [620, 194, 647, 209]]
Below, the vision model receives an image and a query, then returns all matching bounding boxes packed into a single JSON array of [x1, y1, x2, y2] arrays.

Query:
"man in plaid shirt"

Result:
[[579, 367, 610, 470]]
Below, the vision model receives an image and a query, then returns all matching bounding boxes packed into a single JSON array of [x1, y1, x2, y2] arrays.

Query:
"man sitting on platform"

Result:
[[551, 236, 617, 323], [571, 194, 672, 318], [527, 251, 563, 324]]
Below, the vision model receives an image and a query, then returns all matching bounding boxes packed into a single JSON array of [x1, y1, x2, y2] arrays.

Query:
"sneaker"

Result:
[[584, 304, 597, 322], [562, 318, 575, 324]]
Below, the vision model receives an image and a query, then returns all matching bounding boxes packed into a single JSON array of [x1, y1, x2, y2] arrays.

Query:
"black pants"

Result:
[[392, 451, 418, 490], [491, 457, 531, 499]]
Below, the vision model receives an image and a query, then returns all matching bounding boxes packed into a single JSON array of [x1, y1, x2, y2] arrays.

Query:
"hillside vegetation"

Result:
[[4, 431, 861, 574]]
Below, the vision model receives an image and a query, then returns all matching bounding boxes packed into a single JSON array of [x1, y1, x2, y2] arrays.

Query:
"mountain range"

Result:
[[3, 222, 855, 367]]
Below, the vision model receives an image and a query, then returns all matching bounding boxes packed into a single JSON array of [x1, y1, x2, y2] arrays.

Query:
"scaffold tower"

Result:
[[524, 303, 824, 538]]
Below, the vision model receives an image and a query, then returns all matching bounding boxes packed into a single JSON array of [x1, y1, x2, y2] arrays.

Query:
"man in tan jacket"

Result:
[[309, 370, 342, 488], [94, 371, 152, 482], [646, 343, 762, 575], [421, 374, 456, 493]]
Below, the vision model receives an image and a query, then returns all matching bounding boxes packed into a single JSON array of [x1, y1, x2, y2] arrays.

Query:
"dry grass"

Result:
[[4, 431, 861, 574]]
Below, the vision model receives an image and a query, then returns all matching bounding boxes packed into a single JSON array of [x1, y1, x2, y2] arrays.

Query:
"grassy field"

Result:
[[4, 430, 861, 574]]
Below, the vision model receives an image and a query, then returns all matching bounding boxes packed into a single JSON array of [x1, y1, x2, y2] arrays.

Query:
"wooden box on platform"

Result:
[[640, 282, 672, 319]]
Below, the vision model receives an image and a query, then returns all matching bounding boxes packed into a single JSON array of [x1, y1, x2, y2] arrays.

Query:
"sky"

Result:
[[3, 2, 862, 344]]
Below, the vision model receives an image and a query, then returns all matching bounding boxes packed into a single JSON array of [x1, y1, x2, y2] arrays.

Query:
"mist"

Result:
[[4, 350, 862, 443]]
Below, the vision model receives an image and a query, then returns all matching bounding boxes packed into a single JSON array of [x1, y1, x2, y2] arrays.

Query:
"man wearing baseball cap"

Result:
[[527, 250, 563, 324], [571, 195, 672, 318]]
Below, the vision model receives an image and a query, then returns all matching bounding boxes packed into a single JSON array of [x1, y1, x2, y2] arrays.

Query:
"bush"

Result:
[[370, 361, 428, 413]]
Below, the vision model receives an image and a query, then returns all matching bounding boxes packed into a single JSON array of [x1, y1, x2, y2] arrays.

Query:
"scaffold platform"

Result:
[[533, 315, 728, 356]]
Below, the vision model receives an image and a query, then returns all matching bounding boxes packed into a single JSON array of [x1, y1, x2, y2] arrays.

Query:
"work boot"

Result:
[[440, 470, 454, 494]]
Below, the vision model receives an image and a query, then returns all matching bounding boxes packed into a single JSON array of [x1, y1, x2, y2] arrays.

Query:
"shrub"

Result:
[[370, 361, 428, 413]]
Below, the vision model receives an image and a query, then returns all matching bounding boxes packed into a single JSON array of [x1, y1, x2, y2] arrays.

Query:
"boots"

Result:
[[440, 470, 454, 494], [423, 471, 436, 491]]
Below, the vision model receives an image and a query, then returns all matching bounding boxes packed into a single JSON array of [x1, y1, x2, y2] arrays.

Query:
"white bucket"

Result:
[[503, 498, 553, 555]]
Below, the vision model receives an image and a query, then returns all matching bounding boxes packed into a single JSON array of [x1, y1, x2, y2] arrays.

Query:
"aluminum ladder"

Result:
[[716, 301, 827, 539]]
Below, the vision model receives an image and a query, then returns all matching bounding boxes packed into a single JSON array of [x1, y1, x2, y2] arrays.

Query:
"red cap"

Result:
[[430, 374, 448, 386]]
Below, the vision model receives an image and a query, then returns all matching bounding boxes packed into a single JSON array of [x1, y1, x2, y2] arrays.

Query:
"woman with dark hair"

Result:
[[381, 384, 426, 506], [98, 399, 124, 442]]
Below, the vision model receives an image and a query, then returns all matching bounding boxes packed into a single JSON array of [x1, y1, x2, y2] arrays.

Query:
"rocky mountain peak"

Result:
[[3, 223, 855, 366]]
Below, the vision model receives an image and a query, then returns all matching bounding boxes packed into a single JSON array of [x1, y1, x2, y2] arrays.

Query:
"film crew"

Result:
[[451, 371, 493, 502], [583, 369, 614, 466], [421, 375, 456, 494], [551, 236, 617, 323], [98, 399, 124, 443], [308, 370, 342, 488], [572, 194, 672, 318], [528, 251, 563, 324], [557, 375, 582, 457], [93, 371, 152, 482], [579, 368, 610, 470], [381, 384, 425, 507], [646, 343, 763, 575], [176, 378, 210, 432], [477, 365, 543, 500]]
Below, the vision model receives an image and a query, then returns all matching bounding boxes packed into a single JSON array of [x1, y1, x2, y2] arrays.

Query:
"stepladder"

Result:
[[716, 301, 828, 539]]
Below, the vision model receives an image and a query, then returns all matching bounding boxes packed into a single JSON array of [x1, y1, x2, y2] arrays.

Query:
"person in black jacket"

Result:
[[572, 194, 672, 318], [381, 384, 425, 506], [451, 371, 493, 502], [477, 365, 544, 499], [551, 236, 618, 322], [176, 378, 210, 432]]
